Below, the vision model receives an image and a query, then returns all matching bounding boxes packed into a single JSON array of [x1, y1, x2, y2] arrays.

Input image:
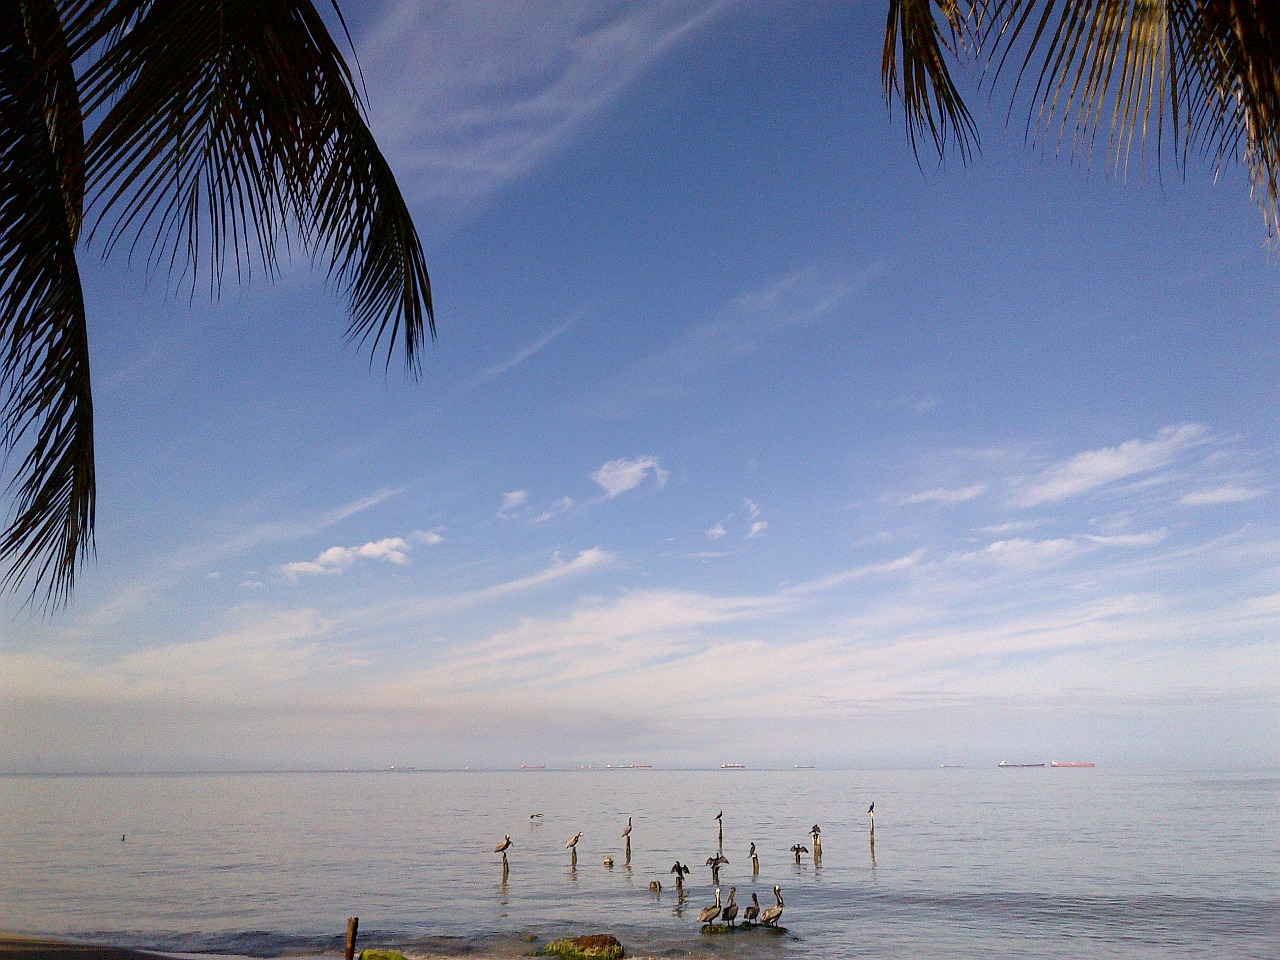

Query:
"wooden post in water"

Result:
[[625, 835, 631, 864], [344, 917, 359, 960], [869, 809, 876, 865]]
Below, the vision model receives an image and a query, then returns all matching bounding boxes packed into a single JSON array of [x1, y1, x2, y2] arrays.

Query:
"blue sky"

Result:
[[2, 0, 1277, 772]]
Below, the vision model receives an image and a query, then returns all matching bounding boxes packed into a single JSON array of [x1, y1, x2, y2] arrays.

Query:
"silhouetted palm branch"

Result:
[[1, 0, 94, 609], [883, 0, 1280, 236], [1, 0, 432, 608]]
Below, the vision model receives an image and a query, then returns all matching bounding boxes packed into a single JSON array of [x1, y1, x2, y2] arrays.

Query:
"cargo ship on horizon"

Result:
[[1050, 761, 1096, 768]]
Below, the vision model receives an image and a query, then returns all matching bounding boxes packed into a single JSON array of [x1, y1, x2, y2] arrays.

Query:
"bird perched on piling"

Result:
[[867, 802, 874, 815], [530, 812, 543, 819], [749, 841, 759, 871], [622, 816, 632, 838], [698, 887, 723, 925], [566, 831, 583, 849], [743, 892, 760, 924], [494, 835, 512, 854], [790, 843, 809, 863], [721, 886, 739, 927], [706, 853, 729, 868], [760, 885, 784, 926], [670, 861, 691, 877]]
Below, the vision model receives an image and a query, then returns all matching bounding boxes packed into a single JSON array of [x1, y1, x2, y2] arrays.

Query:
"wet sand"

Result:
[[0, 936, 174, 960]]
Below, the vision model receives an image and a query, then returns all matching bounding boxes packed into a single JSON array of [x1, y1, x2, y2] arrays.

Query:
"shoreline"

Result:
[[0, 936, 274, 960]]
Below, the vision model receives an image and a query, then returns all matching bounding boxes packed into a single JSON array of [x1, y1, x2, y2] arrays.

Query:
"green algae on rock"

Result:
[[542, 934, 624, 960], [358, 950, 408, 960]]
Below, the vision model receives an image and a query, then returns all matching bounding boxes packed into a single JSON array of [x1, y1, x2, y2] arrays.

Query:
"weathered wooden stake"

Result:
[[625, 836, 631, 864], [344, 917, 359, 960]]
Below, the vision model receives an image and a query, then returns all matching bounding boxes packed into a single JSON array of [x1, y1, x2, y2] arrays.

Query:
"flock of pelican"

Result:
[[491, 805, 876, 931]]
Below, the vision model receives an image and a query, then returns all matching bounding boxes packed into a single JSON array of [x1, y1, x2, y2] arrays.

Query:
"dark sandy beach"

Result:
[[0, 936, 171, 960]]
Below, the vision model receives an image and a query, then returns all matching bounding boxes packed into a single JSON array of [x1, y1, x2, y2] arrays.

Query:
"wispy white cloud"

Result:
[[593, 456, 668, 497], [1180, 485, 1265, 505], [283, 537, 416, 580], [705, 522, 726, 540], [479, 316, 581, 382], [533, 496, 575, 523], [587, 261, 885, 415], [902, 483, 987, 505], [1014, 424, 1208, 506], [498, 490, 529, 519], [747, 520, 768, 538], [360, 0, 726, 211]]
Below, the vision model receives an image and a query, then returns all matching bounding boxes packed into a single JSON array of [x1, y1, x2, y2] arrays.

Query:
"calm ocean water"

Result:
[[1, 769, 1277, 960]]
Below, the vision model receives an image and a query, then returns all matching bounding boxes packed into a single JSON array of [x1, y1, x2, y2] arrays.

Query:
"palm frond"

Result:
[[883, 0, 982, 162], [68, 0, 431, 369], [1174, 0, 1280, 236], [0, 0, 94, 608], [888, 0, 1280, 237]]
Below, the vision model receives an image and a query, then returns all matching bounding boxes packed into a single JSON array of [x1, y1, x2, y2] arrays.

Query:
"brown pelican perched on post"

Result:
[[748, 841, 759, 873], [494, 835, 512, 862], [721, 886, 739, 926], [566, 831, 583, 850], [760, 885, 784, 926], [697, 887, 722, 925], [790, 843, 809, 863], [743, 892, 760, 924]]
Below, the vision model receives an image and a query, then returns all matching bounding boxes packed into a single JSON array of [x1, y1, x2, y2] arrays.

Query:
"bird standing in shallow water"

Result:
[[697, 887, 722, 925], [760, 885, 784, 926]]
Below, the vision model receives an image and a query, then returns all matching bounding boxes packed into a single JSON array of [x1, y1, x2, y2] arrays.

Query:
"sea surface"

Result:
[[1, 769, 1277, 960]]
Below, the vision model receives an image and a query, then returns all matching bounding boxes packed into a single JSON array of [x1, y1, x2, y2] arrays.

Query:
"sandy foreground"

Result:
[[0, 936, 176, 960], [0, 937, 289, 960]]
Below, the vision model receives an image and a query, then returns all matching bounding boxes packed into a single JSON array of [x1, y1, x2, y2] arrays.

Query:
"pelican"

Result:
[[760, 885, 784, 926], [494, 835, 512, 853], [622, 816, 632, 838], [743, 892, 760, 925], [697, 887, 722, 925], [603, 856, 614, 867], [790, 843, 809, 863], [566, 832, 583, 849], [721, 886, 739, 927]]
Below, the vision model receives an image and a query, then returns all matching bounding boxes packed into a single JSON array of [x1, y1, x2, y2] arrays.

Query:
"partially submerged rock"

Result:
[[542, 934, 624, 960], [359, 950, 408, 960]]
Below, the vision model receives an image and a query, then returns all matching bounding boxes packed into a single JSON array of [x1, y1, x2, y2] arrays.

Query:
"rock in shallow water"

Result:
[[542, 933, 624, 959]]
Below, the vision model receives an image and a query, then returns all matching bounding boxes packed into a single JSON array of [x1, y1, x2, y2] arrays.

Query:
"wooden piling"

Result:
[[344, 917, 358, 960]]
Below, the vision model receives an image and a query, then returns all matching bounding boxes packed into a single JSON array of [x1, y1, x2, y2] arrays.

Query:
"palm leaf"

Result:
[[67, 0, 432, 369], [883, 0, 982, 162], [885, 0, 1280, 238], [0, 0, 95, 608]]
